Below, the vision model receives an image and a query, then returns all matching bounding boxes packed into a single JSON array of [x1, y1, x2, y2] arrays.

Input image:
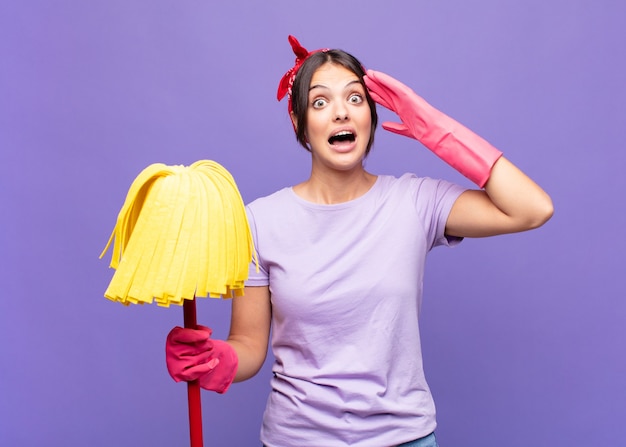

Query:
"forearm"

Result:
[[484, 157, 554, 231], [227, 285, 272, 382], [227, 336, 268, 382], [446, 157, 554, 238]]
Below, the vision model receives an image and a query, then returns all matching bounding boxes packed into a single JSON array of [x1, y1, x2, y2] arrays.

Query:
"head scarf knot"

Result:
[[277, 35, 327, 113]]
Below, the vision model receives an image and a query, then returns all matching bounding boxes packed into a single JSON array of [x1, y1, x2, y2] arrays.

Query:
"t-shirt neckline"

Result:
[[287, 175, 383, 210]]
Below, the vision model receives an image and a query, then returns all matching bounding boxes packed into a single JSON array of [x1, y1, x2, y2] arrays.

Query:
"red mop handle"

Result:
[[183, 299, 204, 447]]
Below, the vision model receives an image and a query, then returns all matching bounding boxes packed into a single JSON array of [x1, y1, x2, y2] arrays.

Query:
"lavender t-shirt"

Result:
[[245, 174, 465, 447]]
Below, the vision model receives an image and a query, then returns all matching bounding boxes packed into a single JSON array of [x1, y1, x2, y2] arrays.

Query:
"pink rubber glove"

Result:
[[165, 325, 238, 394], [364, 69, 503, 187]]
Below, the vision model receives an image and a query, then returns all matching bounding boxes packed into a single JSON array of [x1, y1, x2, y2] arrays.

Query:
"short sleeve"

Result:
[[409, 175, 466, 250], [244, 205, 270, 286]]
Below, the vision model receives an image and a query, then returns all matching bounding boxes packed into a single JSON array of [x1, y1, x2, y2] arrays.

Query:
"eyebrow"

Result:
[[309, 79, 362, 92]]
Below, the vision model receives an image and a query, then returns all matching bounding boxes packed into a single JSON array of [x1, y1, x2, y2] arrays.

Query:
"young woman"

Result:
[[166, 36, 553, 447]]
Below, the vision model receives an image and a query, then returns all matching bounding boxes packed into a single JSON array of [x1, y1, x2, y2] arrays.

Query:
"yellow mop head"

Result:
[[100, 160, 256, 307]]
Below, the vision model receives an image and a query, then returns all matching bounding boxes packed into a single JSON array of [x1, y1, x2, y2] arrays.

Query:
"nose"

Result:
[[334, 102, 349, 121]]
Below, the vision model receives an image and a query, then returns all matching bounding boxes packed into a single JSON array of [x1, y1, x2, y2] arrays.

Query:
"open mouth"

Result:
[[328, 130, 355, 145]]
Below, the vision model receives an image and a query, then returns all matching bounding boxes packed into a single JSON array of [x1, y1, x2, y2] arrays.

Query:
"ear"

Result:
[[290, 112, 298, 132]]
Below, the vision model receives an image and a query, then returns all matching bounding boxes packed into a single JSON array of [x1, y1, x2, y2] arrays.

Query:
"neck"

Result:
[[293, 169, 377, 204]]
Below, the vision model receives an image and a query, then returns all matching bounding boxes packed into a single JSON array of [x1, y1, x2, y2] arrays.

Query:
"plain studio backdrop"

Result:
[[1, 1, 624, 446]]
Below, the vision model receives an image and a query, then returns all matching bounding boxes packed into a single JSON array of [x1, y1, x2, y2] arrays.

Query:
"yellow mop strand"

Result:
[[100, 160, 256, 307]]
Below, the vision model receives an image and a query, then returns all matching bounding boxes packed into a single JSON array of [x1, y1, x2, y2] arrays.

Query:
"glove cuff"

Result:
[[198, 340, 238, 394], [423, 121, 503, 188]]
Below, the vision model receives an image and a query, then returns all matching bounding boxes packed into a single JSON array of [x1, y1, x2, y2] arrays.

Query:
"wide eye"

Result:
[[312, 98, 327, 109], [349, 94, 363, 104]]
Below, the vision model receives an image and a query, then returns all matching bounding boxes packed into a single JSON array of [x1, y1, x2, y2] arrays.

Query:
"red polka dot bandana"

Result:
[[276, 35, 328, 114]]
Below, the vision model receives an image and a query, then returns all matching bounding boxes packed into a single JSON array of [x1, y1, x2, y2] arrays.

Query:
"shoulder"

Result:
[[246, 187, 292, 213], [378, 173, 465, 198]]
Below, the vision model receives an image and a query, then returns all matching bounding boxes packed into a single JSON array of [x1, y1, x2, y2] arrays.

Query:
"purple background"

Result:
[[1, 1, 625, 445]]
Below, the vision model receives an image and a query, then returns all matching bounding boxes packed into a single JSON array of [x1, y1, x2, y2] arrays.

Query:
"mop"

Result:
[[100, 160, 255, 446]]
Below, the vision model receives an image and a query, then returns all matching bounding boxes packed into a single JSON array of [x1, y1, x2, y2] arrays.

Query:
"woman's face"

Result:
[[295, 62, 372, 174]]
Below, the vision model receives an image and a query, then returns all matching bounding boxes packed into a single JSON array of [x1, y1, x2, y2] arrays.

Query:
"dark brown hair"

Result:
[[290, 49, 378, 155]]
